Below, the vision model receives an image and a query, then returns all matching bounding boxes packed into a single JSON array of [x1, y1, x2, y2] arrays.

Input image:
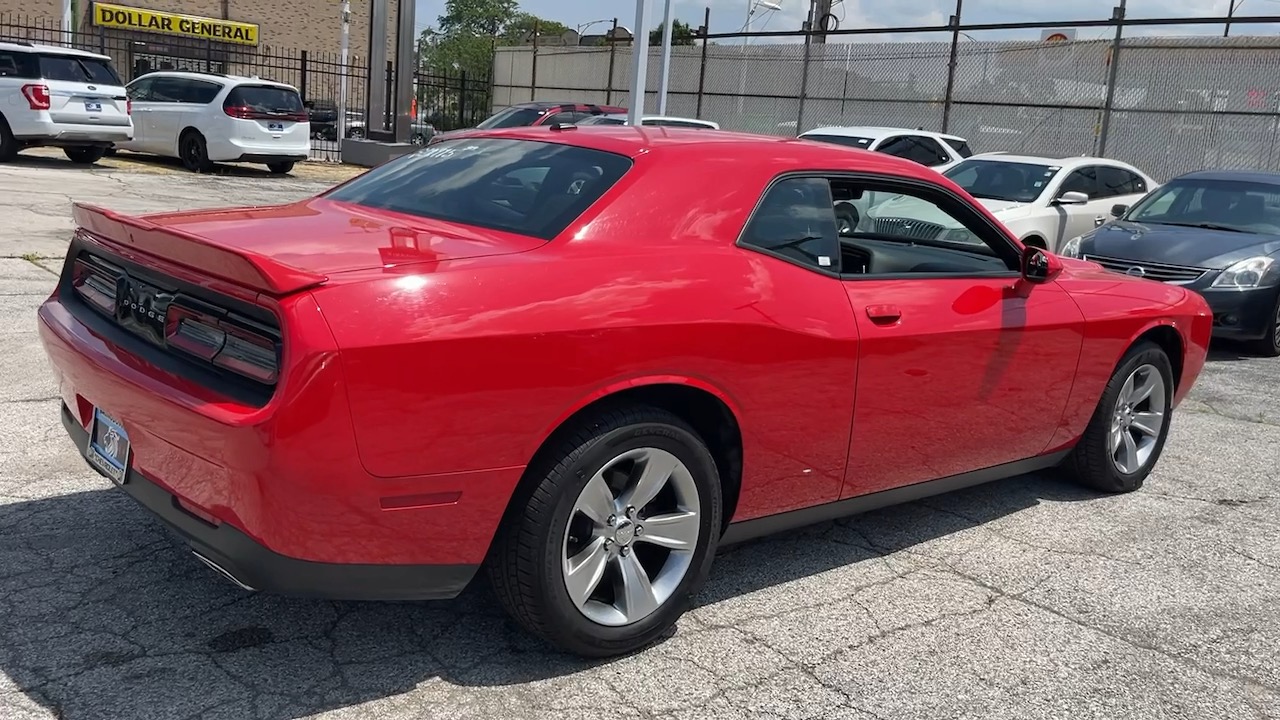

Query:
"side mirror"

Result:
[[1020, 245, 1063, 284], [1055, 191, 1089, 205], [1110, 203, 1129, 218]]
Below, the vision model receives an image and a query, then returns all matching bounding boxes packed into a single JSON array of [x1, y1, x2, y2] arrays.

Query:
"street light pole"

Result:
[[1225, 0, 1243, 37], [338, 0, 351, 143], [657, 0, 674, 115], [626, 0, 654, 125]]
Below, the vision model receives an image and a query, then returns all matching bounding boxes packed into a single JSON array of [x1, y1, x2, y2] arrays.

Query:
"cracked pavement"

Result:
[[1, 157, 1279, 720]]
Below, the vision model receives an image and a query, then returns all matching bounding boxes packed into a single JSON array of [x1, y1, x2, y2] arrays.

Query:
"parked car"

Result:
[[1061, 169, 1280, 356], [576, 113, 720, 129], [303, 98, 339, 140], [426, 101, 627, 145], [116, 71, 309, 174], [798, 125, 973, 172], [40, 126, 1210, 658], [860, 154, 1157, 252], [0, 40, 132, 164]]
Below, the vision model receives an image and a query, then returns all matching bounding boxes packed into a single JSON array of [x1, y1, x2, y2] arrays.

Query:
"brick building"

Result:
[[2, 0, 397, 96]]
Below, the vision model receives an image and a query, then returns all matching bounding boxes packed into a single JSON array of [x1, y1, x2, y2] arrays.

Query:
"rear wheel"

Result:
[[1064, 341, 1174, 493], [267, 161, 294, 175], [487, 406, 722, 657], [1022, 236, 1047, 250], [179, 131, 212, 173], [410, 133, 426, 145], [64, 146, 106, 165], [0, 117, 17, 162]]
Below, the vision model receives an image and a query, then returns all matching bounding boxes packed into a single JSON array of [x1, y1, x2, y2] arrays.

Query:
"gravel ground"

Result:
[[0, 152, 1277, 720]]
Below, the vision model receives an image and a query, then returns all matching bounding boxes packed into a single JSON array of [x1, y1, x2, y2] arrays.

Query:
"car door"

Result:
[[1097, 165, 1151, 218], [146, 76, 201, 157], [118, 76, 156, 153], [829, 173, 1085, 497], [874, 134, 953, 169], [1053, 165, 1114, 242]]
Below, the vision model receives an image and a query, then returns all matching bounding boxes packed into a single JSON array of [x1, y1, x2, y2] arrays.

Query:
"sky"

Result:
[[412, 0, 1272, 40]]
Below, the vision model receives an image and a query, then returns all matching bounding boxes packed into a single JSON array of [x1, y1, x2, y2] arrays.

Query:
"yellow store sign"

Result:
[[91, 2, 260, 46]]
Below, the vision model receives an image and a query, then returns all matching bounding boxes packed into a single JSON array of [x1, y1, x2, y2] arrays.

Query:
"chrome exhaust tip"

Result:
[[192, 551, 258, 592]]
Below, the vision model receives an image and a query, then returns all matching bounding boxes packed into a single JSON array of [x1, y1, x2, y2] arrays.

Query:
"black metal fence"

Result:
[[495, 9, 1280, 181], [1, 14, 492, 161]]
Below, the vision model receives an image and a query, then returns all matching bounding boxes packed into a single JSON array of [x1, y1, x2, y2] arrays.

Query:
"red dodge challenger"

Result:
[[38, 126, 1212, 657]]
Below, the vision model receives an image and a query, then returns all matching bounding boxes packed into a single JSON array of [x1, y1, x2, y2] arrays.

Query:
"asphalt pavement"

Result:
[[0, 152, 1277, 720]]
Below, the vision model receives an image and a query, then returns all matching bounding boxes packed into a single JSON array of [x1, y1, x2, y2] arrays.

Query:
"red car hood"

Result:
[[139, 198, 544, 277]]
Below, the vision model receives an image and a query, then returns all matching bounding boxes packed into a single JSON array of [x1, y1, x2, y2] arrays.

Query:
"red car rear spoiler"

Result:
[[71, 203, 328, 296]]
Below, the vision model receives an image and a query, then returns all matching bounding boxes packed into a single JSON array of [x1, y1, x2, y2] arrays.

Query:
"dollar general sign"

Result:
[[92, 2, 260, 46]]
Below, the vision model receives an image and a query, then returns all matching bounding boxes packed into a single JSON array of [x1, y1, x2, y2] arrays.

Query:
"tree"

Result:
[[503, 13, 571, 45], [437, 0, 518, 37], [649, 19, 696, 46]]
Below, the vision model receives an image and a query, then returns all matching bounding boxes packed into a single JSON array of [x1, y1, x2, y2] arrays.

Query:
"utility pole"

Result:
[[812, 0, 832, 44], [657, 0, 675, 115], [338, 0, 350, 143], [627, 0, 653, 125], [1097, 0, 1126, 156], [941, 0, 962, 132]]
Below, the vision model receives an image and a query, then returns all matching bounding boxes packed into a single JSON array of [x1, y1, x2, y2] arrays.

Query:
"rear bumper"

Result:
[[15, 120, 133, 145], [234, 153, 308, 164], [1199, 285, 1279, 340], [209, 135, 310, 162], [60, 403, 477, 600]]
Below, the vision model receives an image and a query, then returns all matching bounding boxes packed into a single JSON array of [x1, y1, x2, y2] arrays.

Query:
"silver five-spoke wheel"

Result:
[[561, 447, 701, 627], [1109, 363, 1167, 475]]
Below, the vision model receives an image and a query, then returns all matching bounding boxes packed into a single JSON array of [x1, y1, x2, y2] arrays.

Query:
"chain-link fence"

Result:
[[493, 11, 1280, 182]]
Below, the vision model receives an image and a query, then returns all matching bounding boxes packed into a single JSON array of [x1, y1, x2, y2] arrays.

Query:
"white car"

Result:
[[576, 114, 720, 129], [860, 154, 1158, 253], [798, 126, 973, 172], [0, 41, 132, 164], [117, 71, 309, 174]]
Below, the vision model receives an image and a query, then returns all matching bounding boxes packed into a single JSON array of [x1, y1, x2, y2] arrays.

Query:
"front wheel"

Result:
[[266, 161, 294, 175], [487, 406, 722, 657], [1064, 341, 1175, 493], [64, 146, 106, 164]]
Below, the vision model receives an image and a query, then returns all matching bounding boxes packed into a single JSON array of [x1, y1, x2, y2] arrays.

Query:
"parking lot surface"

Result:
[[0, 155, 1277, 720]]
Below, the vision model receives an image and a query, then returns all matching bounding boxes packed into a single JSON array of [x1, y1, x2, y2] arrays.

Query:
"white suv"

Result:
[[0, 41, 132, 164], [117, 71, 310, 174]]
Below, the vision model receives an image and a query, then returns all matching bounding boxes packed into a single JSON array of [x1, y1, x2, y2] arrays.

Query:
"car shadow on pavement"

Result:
[[0, 471, 1097, 719], [105, 151, 286, 178]]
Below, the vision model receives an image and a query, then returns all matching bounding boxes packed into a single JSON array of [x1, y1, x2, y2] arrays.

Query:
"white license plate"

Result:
[[267, 122, 284, 132], [85, 101, 102, 112], [87, 407, 130, 484]]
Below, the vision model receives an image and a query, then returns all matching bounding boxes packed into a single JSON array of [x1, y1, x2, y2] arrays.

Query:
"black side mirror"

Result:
[[1110, 203, 1129, 218], [1020, 245, 1062, 284]]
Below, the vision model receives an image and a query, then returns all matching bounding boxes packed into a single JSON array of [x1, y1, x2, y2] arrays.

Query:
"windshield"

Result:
[[323, 138, 633, 240], [476, 106, 546, 129], [943, 159, 1061, 203], [801, 134, 874, 150], [1126, 178, 1280, 234]]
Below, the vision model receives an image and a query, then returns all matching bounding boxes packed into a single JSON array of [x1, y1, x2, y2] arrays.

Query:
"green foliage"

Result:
[[649, 19, 696, 46], [418, 0, 571, 76]]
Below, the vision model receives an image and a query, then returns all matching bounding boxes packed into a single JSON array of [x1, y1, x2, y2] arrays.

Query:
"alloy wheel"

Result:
[[561, 447, 701, 627], [1109, 363, 1167, 475]]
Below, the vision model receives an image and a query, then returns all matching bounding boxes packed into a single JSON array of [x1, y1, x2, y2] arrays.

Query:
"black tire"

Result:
[[179, 131, 212, 173], [267, 161, 294, 175], [1064, 340, 1175, 493], [347, 127, 365, 140], [64, 146, 106, 165], [487, 405, 723, 657], [1023, 236, 1047, 250], [834, 201, 860, 235], [1247, 293, 1280, 358], [103, 147, 117, 157], [0, 116, 17, 163], [410, 133, 426, 146]]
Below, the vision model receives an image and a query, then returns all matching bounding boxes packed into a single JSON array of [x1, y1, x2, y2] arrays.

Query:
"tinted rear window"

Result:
[[476, 106, 546, 129], [323, 138, 633, 240], [802, 134, 874, 149], [0, 50, 36, 78], [38, 54, 121, 85], [226, 85, 303, 112]]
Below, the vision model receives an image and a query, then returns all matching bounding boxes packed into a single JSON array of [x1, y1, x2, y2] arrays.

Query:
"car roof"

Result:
[[956, 154, 1141, 171], [1172, 169, 1280, 185], [596, 113, 715, 124], [441, 125, 946, 177], [129, 70, 298, 90], [801, 126, 968, 143], [514, 101, 626, 111], [0, 40, 112, 61]]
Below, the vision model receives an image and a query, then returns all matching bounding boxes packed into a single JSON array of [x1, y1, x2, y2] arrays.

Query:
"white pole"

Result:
[[61, 0, 72, 46], [626, 0, 653, 126], [338, 0, 351, 143], [737, 2, 752, 115], [657, 0, 674, 115]]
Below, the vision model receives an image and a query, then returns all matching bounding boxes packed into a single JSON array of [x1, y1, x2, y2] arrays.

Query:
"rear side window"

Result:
[[943, 138, 974, 158], [37, 54, 122, 85], [0, 50, 36, 78], [476, 106, 546, 129], [225, 84, 303, 112], [324, 138, 634, 240]]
